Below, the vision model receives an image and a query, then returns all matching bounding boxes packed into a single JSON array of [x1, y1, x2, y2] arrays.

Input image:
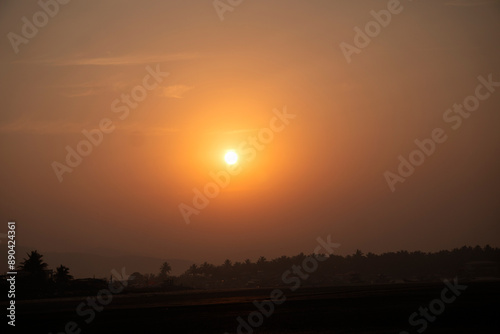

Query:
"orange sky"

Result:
[[1, 0, 499, 265]]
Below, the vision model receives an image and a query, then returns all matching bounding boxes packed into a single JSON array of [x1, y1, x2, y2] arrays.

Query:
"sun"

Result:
[[224, 150, 238, 165]]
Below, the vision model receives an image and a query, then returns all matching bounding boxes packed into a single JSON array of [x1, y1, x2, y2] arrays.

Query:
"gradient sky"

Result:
[[1, 0, 499, 265]]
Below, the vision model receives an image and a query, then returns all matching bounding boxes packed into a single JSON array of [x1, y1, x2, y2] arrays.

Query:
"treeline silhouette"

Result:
[[2, 246, 499, 299], [2, 250, 147, 300], [172, 245, 500, 289], [2, 250, 75, 299]]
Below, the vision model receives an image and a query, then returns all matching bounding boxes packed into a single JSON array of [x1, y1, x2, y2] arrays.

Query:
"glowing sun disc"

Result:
[[224, 151, 238, 165]]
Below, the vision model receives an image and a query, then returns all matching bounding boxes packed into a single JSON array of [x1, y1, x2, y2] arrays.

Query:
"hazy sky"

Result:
[[1, 0, 499, 265]]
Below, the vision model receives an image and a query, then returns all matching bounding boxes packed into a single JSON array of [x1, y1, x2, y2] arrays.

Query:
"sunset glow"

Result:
[[1, 1, 499, 332], [224, 150, 238, 165], [1, 0, 499, 289]]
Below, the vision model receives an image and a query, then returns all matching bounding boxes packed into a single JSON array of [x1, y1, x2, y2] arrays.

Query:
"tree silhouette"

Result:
[[19, 250, 48, 279], [186, 264, 198, 277], [354, 249, 365, 258], [54, 265, 73, 284], [175, 245, 500, 289], [18, 250, 50, 297], [200, 262, 215, 277], [129, 272, 144, 285], [159, 261, 172, 278]]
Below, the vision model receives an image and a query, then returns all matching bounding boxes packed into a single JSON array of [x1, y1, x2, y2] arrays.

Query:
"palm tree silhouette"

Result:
[[54, 265, 73, 284], [19, 250, 48, 280], [159, 261, 172, 278]]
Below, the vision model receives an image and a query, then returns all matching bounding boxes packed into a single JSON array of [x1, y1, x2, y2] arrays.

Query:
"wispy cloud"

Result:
[[13, 52, 200, 66], [57, 78, 131, 98], [445, 0, 499, 6], [59, 80, 195, 99], [118, 123, 180, 135], [209, 128, 260, 135], [0, 118, 88, 135], [60, 88, 98, 98], [161, 85, 194, 98], [0, 118, 179, 135]]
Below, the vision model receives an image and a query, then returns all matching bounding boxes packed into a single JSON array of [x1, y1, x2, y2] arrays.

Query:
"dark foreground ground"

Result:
[[4, 280, 500, 333]]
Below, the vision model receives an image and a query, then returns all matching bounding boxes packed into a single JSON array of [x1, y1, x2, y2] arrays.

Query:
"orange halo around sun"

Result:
[[224, 150, 238, 165]]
